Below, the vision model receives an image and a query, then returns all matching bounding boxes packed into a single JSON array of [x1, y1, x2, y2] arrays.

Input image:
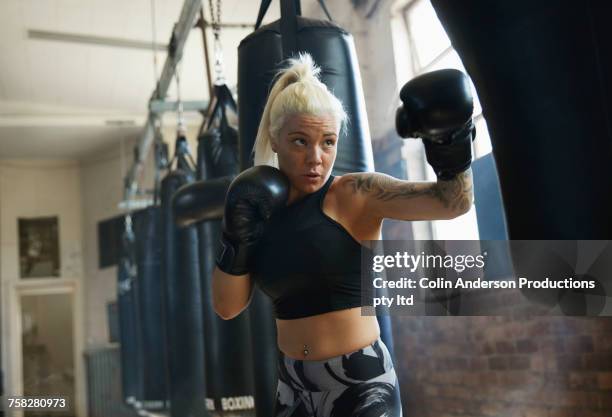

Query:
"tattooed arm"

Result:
[[337, 169, 473, 222]]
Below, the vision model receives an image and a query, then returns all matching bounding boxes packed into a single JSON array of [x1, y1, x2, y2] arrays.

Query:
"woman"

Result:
[[212, 54, 473, 417]]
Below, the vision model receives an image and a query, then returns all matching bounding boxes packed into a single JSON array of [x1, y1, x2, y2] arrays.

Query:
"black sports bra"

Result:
[[250, 175, 366, 319]]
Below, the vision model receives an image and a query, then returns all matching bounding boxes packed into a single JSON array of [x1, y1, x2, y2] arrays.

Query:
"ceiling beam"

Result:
[[28, 29, 167, 51], [27, 21, 254, 51], [149, 99, 209, 114]]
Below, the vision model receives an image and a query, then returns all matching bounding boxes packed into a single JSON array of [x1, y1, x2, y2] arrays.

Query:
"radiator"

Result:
[[84, 346, 138, 417]]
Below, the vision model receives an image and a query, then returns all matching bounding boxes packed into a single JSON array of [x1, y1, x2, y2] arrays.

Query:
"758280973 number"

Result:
[[6, 396, 69, 410]]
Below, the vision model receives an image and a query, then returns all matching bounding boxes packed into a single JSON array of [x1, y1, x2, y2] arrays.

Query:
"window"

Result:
[[392, 0, 493, 240]]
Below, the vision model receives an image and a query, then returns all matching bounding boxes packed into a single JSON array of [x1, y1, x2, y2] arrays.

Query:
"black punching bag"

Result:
[[238, 4, 374, 174], [133, 206, 168, 409], [431, 0, 612, 238], [117, 221, 143, 404], [238, 2, 394, 415], [161, 170, 208, 417], [197, 84, 255, 415]]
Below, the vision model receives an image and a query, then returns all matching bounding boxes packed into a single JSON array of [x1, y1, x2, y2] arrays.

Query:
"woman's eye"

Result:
[[293, 138, 306, 146], [325, 139, 336, 147]]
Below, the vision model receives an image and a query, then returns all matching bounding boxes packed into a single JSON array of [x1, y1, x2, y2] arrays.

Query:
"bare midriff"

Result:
[[276, 307, 380, 360], [274, 177, 382, 361]]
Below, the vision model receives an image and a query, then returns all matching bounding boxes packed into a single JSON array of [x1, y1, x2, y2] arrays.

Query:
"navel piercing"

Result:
[[303, 344, 310, 356]]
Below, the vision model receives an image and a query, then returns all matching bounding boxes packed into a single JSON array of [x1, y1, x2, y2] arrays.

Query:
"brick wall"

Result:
[[391, 315, 612, 417]]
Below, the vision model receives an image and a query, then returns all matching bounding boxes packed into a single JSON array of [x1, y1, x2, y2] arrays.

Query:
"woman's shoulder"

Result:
[[326, 173, 383, 240], [327, 173, 370, 213], [330, 172, 375, 196]]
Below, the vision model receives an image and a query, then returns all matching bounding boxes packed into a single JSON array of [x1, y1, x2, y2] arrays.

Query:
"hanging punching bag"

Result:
[[430, 0, 612, 239], [133, 206, 168, 410], [197, 84, 255, 416], [117, 221, 144, 404], [161, 169, 208, 417], [238, 2, 374, 174], [238, 1, 395, 415]]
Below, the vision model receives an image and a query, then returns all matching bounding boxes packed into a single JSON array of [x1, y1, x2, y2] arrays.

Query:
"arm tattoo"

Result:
[[344, 170, 473, 211], [344, 174, 437, 201], [437, 170, 473, 212]]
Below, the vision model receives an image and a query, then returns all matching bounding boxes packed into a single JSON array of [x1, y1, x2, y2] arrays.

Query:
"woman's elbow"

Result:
[[452, 202, 472, 218], [213, 302, 241, 320], [442, 195, 473, 220], [211, 268, 253, 320], [216, 310, 237, 321], [213, 298, 250, 320]]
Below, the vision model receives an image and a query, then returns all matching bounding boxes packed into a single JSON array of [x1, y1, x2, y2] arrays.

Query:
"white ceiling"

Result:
[[0, 0, 281, 159]]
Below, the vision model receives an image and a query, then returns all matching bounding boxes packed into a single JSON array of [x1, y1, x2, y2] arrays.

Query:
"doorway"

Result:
[[21, 292, 75, 417], [5, 280, 81, 417]]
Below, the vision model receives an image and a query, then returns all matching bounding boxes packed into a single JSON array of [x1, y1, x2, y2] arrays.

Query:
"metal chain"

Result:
[[208, 0, 225, 85], [175, 59, 185, 135], [208, 0, 221, 39]]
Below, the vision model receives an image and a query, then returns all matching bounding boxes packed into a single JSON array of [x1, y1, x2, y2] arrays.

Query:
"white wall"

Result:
[[0, 158, 85, 416], [0, 160, 83, 280]]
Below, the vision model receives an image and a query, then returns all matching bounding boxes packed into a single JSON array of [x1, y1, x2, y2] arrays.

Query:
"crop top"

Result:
[[250, 174, 367, 319]]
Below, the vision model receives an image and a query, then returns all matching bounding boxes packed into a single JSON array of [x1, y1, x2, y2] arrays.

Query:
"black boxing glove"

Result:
[[422, 121, 475, 181], [395, 69, 475, 180], [173, 176, 234, 227], [216, 165, 290, 275]]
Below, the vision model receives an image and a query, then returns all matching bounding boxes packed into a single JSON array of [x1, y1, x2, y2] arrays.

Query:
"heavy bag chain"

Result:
[[174, 60, 186, 135], [208, 0, 225, 85]]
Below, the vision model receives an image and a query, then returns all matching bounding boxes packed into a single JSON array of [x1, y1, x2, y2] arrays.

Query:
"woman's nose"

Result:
[[305, 146, 323, 165]]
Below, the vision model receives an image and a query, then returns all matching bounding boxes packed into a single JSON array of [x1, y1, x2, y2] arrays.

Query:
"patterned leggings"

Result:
[[274, 338, 402, 417]]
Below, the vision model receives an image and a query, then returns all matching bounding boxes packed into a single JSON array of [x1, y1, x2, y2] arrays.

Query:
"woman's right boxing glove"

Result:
[[216, 165, 290, 275]]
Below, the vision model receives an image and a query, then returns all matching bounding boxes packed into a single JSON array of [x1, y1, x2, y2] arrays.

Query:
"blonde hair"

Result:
[[253, 53, 348, 167]]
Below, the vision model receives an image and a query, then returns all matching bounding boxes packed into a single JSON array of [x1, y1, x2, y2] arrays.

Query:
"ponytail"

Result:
[[253, 53, 347, 167]]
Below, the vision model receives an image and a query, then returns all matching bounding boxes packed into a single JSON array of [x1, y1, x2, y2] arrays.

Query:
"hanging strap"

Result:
[[317, 0, 333, 21], [254, 0, 273, 30], [254, 0, 332, 31], [280, 0, 300, 59]]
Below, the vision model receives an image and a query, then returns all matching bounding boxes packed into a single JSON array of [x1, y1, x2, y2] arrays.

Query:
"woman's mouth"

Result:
[[303, 173, 321, 182]]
